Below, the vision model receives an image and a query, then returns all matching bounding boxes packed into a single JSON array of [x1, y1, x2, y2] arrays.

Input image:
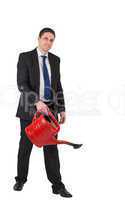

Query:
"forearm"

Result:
[[56, 58, 66, 113], [56, 82, 65, 113]]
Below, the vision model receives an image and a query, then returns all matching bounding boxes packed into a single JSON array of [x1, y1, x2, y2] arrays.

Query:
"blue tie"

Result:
[[41, 55, 51, 100]]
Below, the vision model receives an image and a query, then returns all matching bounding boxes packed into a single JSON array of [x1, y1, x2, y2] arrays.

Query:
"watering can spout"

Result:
[[47, 136, 83, 149], [68, 143, 83, 149]]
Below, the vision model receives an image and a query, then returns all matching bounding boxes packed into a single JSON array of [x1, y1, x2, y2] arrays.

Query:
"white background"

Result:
[[0, 0, 125, 199]]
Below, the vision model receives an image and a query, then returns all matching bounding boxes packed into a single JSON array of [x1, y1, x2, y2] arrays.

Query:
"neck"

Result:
[[38, 46, 48, 54]]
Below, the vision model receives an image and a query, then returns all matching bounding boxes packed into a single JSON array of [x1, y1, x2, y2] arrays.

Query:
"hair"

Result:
[[39, 27, 56, 38]]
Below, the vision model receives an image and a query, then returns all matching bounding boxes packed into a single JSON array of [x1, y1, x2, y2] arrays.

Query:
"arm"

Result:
[[56, 58, 66, 113], [17, 53, 39, 105]]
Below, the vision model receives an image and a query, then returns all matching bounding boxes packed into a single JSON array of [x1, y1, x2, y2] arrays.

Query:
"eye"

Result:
[[50, 39, 54, 42], [43, 37, 48, 40]]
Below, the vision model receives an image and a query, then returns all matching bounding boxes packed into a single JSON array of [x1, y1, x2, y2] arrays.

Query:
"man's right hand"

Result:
[[35, 101, 49, 115]]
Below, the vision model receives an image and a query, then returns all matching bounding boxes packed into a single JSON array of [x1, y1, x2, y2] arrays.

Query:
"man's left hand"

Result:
[[59, 112, 66, 124]]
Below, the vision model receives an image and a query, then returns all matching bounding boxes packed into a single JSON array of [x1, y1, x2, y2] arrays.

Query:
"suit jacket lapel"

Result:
[[48, 52, 54, 90]]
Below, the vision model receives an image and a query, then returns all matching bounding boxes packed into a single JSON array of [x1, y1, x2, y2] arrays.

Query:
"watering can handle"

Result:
[[33, 111, 46, 121], [33, 111, 59, 128], [48, 111, 59, 128]]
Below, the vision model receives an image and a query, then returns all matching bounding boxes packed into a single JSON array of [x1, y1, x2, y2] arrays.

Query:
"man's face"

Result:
[[38, 32, 55, 52]]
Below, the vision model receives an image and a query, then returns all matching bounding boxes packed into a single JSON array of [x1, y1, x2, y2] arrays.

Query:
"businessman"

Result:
[[13, 28, 72, 198]]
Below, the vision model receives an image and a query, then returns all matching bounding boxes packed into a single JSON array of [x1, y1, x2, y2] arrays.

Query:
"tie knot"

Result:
[[41, 55, 47, 60]]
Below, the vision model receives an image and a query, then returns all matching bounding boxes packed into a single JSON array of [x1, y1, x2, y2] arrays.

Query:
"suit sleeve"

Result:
[[17, 53, 39, 105], [56, 58, 66, 113]]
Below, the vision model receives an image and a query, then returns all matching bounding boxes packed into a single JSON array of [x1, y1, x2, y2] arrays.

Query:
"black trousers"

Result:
[[15, 102, 65, 190]]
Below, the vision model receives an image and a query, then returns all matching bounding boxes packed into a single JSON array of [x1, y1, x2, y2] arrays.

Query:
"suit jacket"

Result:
[[16, 47, 65, 120]]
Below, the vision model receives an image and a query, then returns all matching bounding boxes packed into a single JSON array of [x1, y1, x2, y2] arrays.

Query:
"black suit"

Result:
[[16, 47, 65, 120], [15, 48, 65, 190]]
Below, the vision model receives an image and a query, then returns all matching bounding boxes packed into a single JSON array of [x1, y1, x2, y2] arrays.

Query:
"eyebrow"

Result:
[[43, 37, 54, 41]]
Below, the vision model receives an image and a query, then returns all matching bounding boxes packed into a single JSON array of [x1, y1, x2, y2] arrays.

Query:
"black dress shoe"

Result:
[[52, 186, 72, 198], [13, 181, 24, 191]]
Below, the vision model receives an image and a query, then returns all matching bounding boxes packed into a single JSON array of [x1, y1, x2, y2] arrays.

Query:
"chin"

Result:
[[44, 48, 49, 52]]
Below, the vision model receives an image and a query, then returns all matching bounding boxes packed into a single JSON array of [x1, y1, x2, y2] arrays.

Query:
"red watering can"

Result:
[[25, 110, 82, 149]]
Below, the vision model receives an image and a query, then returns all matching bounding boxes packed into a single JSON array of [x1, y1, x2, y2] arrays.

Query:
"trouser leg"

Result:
[[15, 119, 33, 183], [43, 106, 65, 190]]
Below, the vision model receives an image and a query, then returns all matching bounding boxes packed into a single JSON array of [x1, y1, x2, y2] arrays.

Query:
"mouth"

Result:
[[44, 45, 49, 48]]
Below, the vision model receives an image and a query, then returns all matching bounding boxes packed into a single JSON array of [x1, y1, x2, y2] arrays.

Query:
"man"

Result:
[[13, 28, 72, 198]]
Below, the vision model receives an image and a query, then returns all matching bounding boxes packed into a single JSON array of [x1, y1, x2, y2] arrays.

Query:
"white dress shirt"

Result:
[[36, 47, 51, 102]]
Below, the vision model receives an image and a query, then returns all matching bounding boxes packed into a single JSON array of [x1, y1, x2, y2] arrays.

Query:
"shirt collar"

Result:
[[36, 47, 48, 58]]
